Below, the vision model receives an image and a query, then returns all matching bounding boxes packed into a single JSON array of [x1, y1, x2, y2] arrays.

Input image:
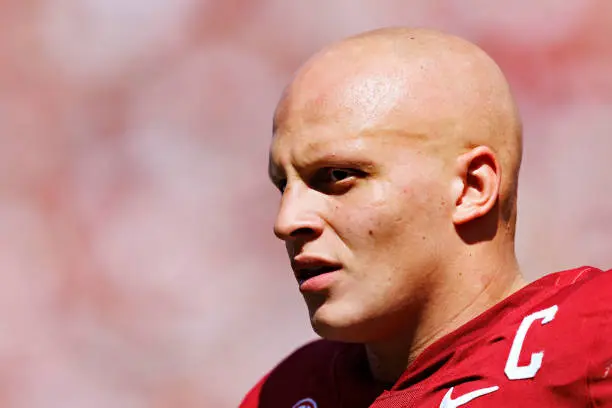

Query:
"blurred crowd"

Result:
[[0, 1, 611, 407]]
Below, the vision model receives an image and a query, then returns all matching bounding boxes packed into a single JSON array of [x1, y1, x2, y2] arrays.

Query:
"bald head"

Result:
[[274, 27, 522, 230], [269, 28, 526, 347]]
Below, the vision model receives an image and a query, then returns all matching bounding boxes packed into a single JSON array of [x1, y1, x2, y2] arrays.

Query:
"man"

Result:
[[241, 27, 612, 407]]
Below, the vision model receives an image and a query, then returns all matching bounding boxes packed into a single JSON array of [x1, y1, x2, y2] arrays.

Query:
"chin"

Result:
[[309, 304, 378, 343]]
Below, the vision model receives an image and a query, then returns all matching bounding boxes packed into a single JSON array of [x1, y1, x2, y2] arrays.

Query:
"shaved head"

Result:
[[274, 27, 522, 231], [269, 28, 526, 366]]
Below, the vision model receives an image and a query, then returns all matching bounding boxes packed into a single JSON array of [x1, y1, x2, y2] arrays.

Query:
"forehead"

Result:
[[271, 72, 409, 156], [275, 66, 407, 129], [270, 126, 367, 168]]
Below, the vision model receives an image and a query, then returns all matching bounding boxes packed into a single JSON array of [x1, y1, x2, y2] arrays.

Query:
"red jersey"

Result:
[[241, 267, 612, 407]]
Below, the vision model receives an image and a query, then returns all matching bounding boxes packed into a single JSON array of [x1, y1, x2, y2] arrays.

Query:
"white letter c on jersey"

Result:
[[504, 305, 558, 380]]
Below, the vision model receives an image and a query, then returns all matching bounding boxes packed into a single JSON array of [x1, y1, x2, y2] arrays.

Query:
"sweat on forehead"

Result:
[[274, 72, 408, 137]]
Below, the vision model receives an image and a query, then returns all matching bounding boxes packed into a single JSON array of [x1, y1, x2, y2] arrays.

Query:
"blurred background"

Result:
[[0, 0, 611, 407]]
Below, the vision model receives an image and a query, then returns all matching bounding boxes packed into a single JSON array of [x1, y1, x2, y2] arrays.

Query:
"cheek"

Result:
[[347, 184, 397, 235], [329, 176, 448, 248], [370, 181, 447, 244], [335, 184, 415, 245]]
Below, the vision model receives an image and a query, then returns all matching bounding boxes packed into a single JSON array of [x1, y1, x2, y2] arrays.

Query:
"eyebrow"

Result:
[[296, 153, 376, 171]]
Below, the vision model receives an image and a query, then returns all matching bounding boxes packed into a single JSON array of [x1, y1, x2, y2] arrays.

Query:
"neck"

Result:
[[365, 253, 526, 384]]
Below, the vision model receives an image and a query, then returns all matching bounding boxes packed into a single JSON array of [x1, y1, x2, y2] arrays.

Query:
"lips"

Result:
[[291, 256, 342, 285]]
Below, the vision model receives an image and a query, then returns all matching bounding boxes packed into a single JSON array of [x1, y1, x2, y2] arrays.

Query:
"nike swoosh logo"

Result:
[[440, 385, 499, 408]]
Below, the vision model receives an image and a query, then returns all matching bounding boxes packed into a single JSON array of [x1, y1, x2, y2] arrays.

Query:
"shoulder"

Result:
[[543, 267, 612, 403], [526, 266, 611, 310], [520, 266, 612, 342], [239, 339, 349, 408], [507, 266, 612, 336], [544, 266, 612, 315], [502, 267, 612, 389]]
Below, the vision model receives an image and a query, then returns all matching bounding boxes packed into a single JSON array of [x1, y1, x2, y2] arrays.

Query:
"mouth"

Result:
[[296, 265, 341, 285]]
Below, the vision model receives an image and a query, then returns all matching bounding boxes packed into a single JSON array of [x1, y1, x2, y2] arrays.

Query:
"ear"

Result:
[[451, 146, 501, 225]]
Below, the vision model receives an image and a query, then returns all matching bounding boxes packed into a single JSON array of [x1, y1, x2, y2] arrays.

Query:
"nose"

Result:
[[273, 184, 324, 242]]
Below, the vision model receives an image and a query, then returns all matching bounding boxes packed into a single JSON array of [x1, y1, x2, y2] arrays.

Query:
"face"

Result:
[[268, 73, 456, 343]]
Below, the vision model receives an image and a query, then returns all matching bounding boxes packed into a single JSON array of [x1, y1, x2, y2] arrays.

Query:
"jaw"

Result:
[[305, 293, 404, 344]]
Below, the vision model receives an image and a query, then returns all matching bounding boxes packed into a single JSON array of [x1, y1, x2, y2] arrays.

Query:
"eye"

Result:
[[313, 167, 364, 194], [327, 168, 354, 182]]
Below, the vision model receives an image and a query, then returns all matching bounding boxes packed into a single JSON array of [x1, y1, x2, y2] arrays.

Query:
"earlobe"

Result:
[[452, 146, 500, 225]]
